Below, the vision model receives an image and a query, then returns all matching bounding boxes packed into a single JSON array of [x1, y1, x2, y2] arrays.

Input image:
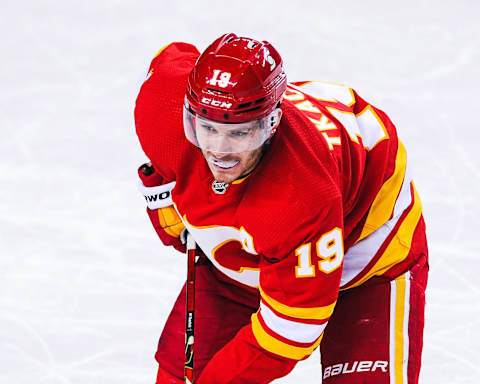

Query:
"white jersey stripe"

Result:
[[340, 162, 413, 287], [259, 302, 327, 344]]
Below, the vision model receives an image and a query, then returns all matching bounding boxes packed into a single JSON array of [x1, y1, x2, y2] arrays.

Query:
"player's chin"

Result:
[[209, 166, 241, 184], [204, 154, 241, 183], [210, 153, 258, 183]]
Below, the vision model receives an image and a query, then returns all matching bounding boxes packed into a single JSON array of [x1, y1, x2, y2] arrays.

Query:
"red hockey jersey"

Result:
[[135, 42, 426, 382]]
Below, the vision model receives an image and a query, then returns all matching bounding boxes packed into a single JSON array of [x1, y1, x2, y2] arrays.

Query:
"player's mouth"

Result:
[[209, 158, 240, 170]]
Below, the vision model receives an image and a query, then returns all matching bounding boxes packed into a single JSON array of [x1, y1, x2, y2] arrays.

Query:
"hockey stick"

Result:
[[184, 232, 196, 384]]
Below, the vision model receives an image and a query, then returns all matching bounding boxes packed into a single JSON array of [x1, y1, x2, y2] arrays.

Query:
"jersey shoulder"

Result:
[[290, 80, 358, 110], [288, 80, 395, 139], [135, 43, 200, 181], [288, 81, 387, 124], [281, 81, 398, 214]]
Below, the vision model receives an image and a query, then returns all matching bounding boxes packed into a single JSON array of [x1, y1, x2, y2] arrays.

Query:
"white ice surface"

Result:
[[1, 1, 479, 383]]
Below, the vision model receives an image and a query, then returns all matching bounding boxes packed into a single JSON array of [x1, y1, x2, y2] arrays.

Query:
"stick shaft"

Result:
[[185, 234, 196, 384]]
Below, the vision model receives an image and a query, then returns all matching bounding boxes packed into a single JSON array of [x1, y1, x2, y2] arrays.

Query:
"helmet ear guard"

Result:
[[266, 108, 282, 130], [261, 107, 283, 139]]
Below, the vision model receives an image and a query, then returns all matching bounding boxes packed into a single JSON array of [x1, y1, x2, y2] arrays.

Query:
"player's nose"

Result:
[[210, 135, 234, 154]]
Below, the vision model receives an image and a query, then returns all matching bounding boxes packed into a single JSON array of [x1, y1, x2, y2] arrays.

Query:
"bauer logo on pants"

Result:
[[323, 360, 388, 379]]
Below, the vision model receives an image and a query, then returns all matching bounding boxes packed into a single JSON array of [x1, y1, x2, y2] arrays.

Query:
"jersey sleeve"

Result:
[[253, 196, 343, 361], [135, 42, 200, 182], [198, 197, 344, 383], [135, 43, 201, 253]]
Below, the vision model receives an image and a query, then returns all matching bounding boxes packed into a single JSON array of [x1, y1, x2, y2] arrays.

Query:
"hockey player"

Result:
[[135, 34, 428, 383]]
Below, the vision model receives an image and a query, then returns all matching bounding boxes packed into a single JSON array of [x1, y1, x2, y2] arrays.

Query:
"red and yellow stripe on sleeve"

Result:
[[351, 182, 422, 287], [358, 140, 407, 241], [251, 287, 335, 360]]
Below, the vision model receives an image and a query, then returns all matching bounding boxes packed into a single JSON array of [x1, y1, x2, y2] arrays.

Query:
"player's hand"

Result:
[[138, 163, 185, 238]]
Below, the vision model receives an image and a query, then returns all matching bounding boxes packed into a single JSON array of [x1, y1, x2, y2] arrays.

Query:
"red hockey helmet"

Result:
[[185, 33, 286, 123], [184, 33, 287, 153]]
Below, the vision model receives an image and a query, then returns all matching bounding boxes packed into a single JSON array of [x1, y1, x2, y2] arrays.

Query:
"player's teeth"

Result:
[[211, 159, 239, 169]]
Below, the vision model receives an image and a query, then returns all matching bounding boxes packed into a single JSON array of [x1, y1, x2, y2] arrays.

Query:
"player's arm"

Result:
[[198, 198, 344, 383], [138, 162, 185, 253]]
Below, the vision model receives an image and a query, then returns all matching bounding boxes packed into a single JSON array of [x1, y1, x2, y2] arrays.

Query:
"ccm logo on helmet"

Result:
[[201, 97, 232, 109]]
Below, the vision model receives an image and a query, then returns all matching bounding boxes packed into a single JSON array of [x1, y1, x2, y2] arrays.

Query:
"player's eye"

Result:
[[201, 124, 217, 134], [229, 129, 251, 138]]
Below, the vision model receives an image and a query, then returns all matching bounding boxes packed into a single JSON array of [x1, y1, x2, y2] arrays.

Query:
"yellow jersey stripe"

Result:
[[232, 175, 250, 184], [348, 183, 422, 289], [358, 141, 407, 241], [389, 273, 410, 384], [259, 286, 336, 320], [153, 43, 172, 59], [394, 276, 406, 384], [251, 313, 323, 360]]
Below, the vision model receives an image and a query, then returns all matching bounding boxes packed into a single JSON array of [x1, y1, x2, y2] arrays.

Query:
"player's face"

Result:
[[202, 146, 264, 184], [194, 118, 266, 154], [194, 117, 267, 183], [184, 106, 281, 183], [184, 106, 282, 156]]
